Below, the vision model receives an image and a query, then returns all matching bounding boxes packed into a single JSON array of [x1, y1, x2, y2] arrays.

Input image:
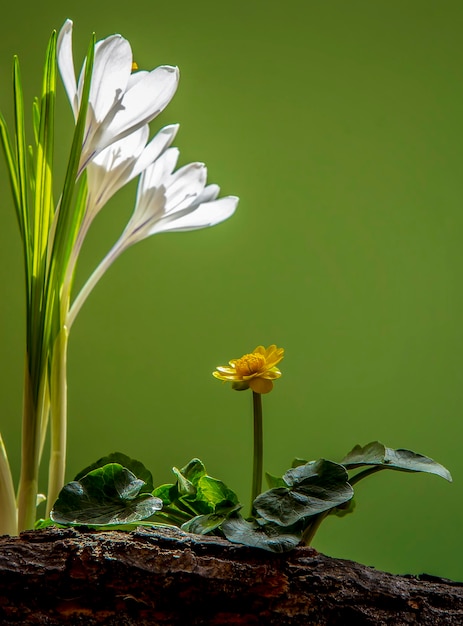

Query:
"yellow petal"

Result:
[[249, 377, 273, 394], [263, 367, 282, 380]]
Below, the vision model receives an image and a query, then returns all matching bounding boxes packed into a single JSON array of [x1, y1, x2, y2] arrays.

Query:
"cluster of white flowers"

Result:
[[58, 20, 238, 325]]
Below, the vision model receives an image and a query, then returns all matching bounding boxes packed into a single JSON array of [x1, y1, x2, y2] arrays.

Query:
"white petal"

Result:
[[196, 184, 220, 204], [97, 66, 179, 148], [57, 20, 79, 119], [138, 147, 179, 196], [87, 126, 149, 210], [126, 70, 149, 89], [88, 36, 132, 122], [150, 196, 239, 234], [164, 163, 207, 213], [132, 124, 179, 176]]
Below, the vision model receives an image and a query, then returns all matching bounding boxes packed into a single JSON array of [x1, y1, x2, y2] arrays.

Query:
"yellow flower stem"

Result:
[[251, 391, 263, 511]]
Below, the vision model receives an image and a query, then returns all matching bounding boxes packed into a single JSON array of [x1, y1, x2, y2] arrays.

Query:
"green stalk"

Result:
[[349, 466, 383, 486], [67, 236, 126, 328], [251, 391, 263, 511], [17, 363, 47, 531], [16, 31, 57, 532], [41, 35, 94, 516], [301, 511, 329, 546], [46, 325, 69, 515], [0, 434, 18, 535]]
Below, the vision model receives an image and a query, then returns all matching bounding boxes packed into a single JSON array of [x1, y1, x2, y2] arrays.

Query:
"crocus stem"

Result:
[[67, 238, 125, 329], [251, 391, 263, 511], [17, 363, 46, 531], [46, 325, 69, 515]]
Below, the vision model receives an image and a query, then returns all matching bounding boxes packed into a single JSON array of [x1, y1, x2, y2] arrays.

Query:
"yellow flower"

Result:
[[213, 345, 284, 394]]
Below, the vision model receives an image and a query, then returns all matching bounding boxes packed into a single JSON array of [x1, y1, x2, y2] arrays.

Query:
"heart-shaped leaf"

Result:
[[196, 475, 239, 509], [74, 452, 154, 493], [254, 459, 353, 526], [222, 516, 301, 553], [51, 463, 162, 525], [162, 459, 240, 518], [341, 442, 452, 482]]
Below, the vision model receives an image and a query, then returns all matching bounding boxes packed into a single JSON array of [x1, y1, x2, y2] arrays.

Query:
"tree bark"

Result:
[[0, 526, 461, 625]]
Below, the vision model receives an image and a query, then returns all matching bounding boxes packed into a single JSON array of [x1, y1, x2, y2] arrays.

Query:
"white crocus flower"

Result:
[[67, 148, 238, 328], [57, 19, 179, 170], [86, 123, 179, 219], [63, 123, 179, 295]]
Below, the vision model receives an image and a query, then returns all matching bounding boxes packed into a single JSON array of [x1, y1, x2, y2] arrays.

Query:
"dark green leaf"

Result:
[[341, 442, 452, 482], [181, 513, 228, 535], [254, 459, 353, 526], [331, 498, 356, 518], [74, 452, 154, 493], [51, 463, 162, 525], [222, 517, 301, 553]]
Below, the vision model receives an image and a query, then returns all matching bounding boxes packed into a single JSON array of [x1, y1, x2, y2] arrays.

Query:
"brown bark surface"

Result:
[[0, 526, 461, 625]]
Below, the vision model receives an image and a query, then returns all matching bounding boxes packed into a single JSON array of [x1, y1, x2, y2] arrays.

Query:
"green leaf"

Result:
[[197, 476, 239, 510], [172, 467, 196, 497], [222, 517, 301, 553], [0, 111, 21, 233], [341, 442, 452, 482], [50, 463, 162, 525], [179, 458, 207, 485], [35, 517, 57, 529], [152, 483, 177, 506], [291, 458, 308, 468], [265, 472, 287, 489], [331, 498, 356, 518], [254, 459, 354, 526], [33, 28, 56, 278], [74, 452, 154, 493], [181, 511, 230, 535]]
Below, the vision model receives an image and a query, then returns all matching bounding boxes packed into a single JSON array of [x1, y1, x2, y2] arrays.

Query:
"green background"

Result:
[[0, 1, 461, 579]]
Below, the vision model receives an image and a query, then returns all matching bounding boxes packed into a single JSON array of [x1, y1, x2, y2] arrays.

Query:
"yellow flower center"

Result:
[[234, 353, 266, 376]]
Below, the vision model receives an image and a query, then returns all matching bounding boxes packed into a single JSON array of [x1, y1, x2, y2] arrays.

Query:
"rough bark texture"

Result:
[[0, 526, 461, 625]]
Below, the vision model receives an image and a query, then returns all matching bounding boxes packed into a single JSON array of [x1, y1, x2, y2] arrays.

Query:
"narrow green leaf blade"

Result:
[[48, 34, 94, 290], [0, 111, 21, 224], [50, 463, 162, 525], [341, 442, 452, 482], [33, 29, 56, 274]]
